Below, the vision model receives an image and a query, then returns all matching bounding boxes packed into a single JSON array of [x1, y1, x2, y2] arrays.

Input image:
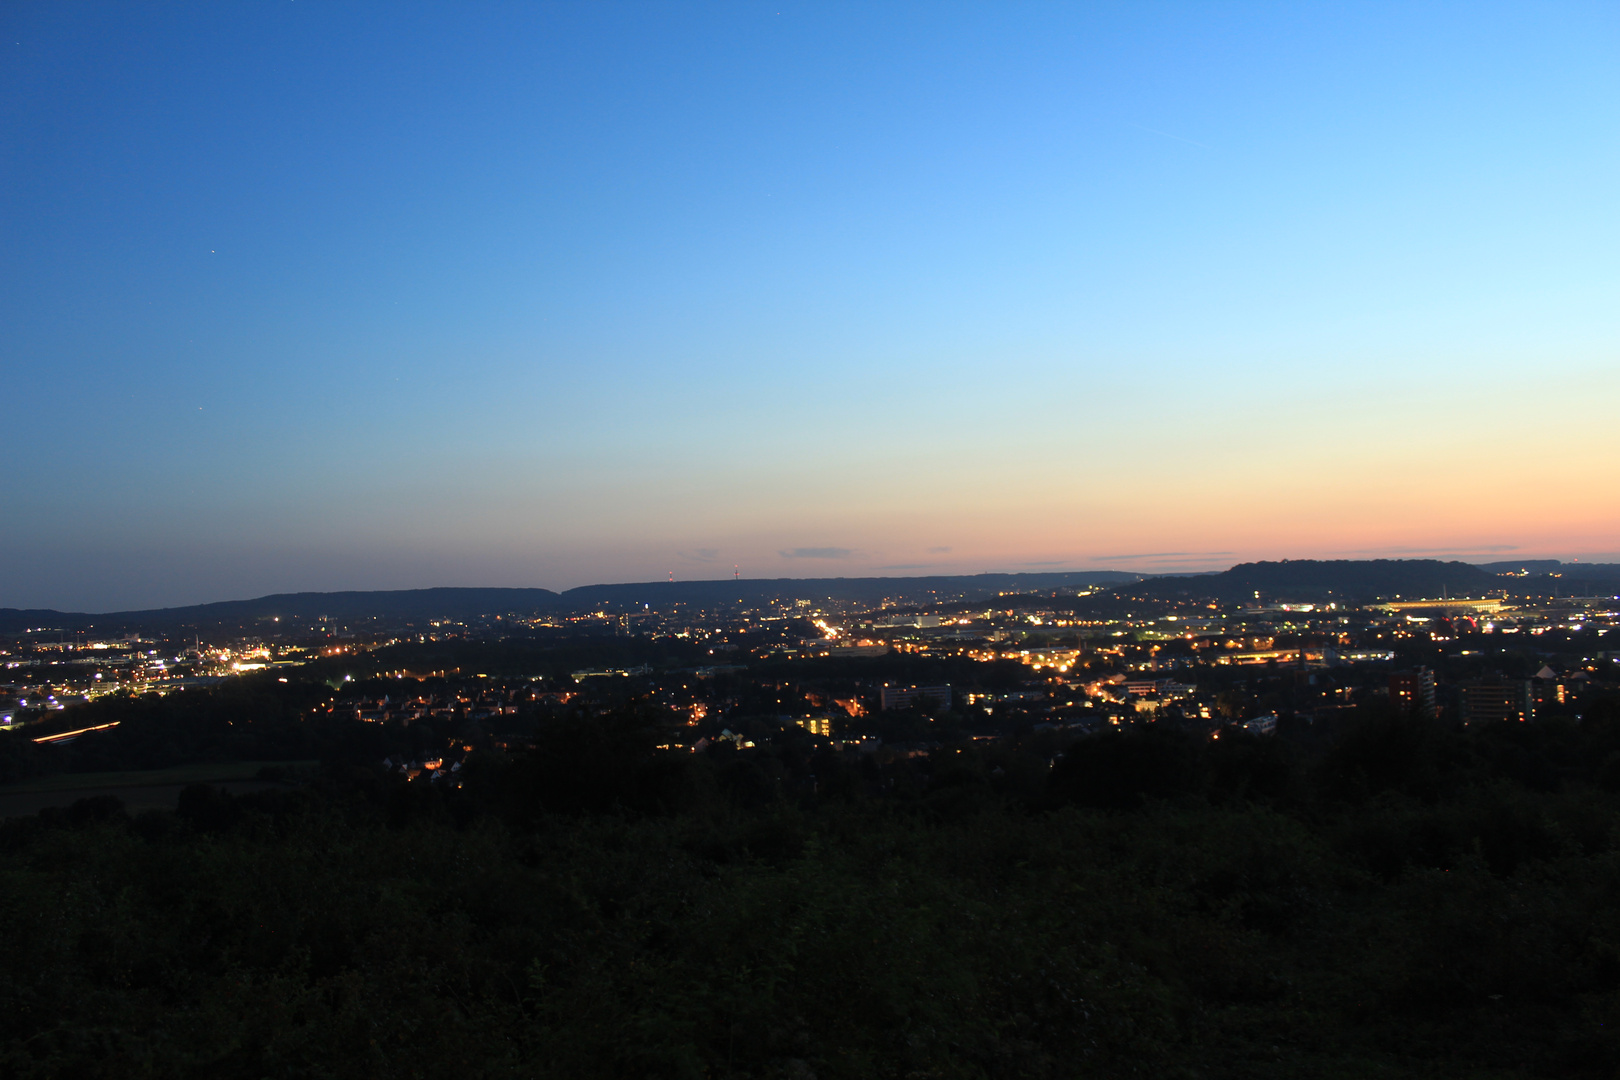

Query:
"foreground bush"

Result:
[[2, 767, 1618, 1079]]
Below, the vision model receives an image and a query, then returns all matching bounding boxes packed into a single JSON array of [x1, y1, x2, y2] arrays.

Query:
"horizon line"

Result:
[[2, 555, 1596, 616]]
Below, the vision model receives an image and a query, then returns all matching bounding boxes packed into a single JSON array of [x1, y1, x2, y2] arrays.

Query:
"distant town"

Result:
[[6, 559, 1616, 765]]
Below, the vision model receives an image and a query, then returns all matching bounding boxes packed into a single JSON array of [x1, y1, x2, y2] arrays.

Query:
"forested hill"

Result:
[[0, 572, 1141, 633], [554, 571, 1141, 610], [7, 561, 1614, 633], [1123, 558, 1620, 601], [1121, 558, 1503, 602], [0, 587, 564, 634]]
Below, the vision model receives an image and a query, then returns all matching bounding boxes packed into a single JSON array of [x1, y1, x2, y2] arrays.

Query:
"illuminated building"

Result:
[[1389, 667, 1436, 717], [1461, 682, 1534, 724]]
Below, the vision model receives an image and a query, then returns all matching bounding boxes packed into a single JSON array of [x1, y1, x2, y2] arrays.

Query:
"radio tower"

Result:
[[734, 564, 739, 581]]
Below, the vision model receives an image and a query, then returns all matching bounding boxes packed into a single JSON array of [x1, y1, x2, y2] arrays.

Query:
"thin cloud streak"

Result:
[[1332, 544, 1521, 556], [1092, 551, 1235, 562], [780, 547, 855, 560]]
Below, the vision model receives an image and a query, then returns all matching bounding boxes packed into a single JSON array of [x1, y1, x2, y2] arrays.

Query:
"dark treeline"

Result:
[[4, 693, 1620, 1078]]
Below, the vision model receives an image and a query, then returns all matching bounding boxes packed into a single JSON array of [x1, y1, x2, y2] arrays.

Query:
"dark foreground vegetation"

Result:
[[4, 699, 1620, 1079]]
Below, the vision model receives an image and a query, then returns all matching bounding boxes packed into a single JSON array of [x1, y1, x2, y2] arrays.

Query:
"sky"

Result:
[[3, 1, 1618, 612]]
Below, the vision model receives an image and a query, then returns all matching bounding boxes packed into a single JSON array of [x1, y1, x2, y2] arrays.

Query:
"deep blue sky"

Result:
[[4, 2, 1618, 611]]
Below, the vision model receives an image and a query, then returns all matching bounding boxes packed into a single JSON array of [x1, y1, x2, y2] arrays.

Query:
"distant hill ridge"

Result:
[[1123, 558, 1620, 602], [0, 587, 564, 634], [4, 561, 1614, 633], [0, 572, 1139, 633]]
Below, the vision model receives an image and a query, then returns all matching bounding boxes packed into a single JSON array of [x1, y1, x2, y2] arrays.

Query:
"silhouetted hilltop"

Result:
[[7, 560, 1611, 635], [556, 571, 1141, 611], [1117, 559, 1500, 602], [0, 573, 1140, 634], [1473, 560, 1620, 594], [1477, 559, 1563, 575], [0, 587, 563, 634]]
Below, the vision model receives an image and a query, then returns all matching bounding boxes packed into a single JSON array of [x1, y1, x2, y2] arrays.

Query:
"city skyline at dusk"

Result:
[[6, 8, 1620, 1073]]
